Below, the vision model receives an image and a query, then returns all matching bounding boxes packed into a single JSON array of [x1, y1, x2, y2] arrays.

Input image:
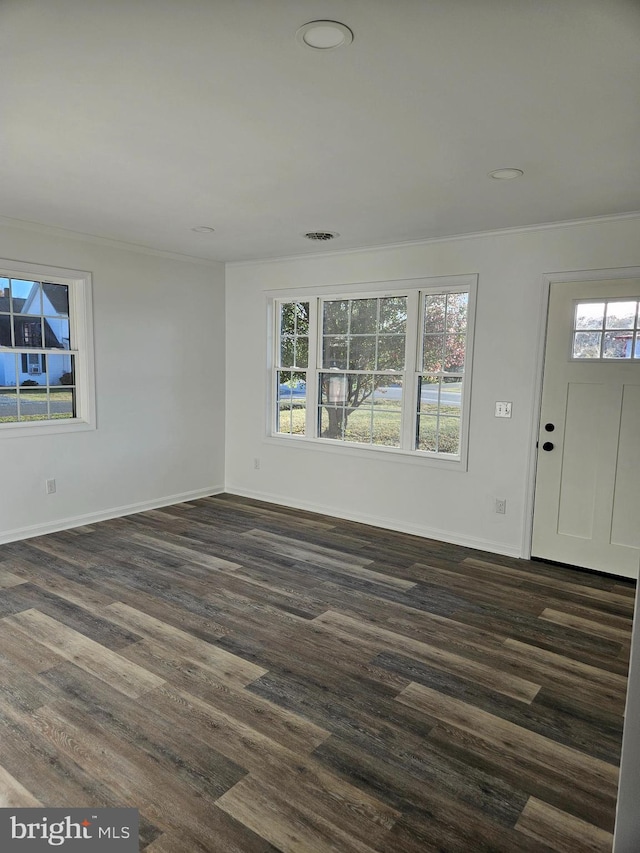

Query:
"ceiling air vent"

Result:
[[303, 231, 340, 241]]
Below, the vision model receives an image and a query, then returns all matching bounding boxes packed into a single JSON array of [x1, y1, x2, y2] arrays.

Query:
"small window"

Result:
[[271, 278, 475, 463], [0, 262, 94, 435], [573, 299, 640, 360]]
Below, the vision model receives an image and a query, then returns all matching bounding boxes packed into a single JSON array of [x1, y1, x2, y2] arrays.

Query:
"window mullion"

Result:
[[306, 299, 319, 437], [271, 299, 280, 435], [401, 291, 420, 450]]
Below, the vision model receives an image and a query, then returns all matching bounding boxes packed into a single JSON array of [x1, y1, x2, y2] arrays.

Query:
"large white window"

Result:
[[0, 260, 95, 436], [271, 276, 476, 464]]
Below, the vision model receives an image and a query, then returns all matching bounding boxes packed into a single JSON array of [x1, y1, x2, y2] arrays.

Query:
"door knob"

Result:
[[542, 441, 554, 451]]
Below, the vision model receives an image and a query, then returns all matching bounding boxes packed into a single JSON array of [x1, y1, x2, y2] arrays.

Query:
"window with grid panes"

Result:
[[319, 296, 407, 447], [572, 299, 640, 360], [417, 291, 469, 454], [0, 260, 95, 434], [275, 301, 309, 435], [272, 278, 475, 462]]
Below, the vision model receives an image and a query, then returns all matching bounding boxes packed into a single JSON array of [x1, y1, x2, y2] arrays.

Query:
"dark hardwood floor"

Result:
[[0, 493, 635, 852]]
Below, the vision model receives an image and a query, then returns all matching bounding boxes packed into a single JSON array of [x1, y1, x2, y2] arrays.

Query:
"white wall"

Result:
[[0, 222, 226, 542], [225, 215, 640, 558]]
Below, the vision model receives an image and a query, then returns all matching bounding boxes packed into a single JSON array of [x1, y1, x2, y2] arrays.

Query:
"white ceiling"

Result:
[[2, 0, 639, 263]]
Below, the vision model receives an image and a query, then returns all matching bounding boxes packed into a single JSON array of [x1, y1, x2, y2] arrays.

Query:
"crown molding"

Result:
[[228, 211, 640, 267], [2, 210, 639, 269], [0, 215, 224, 268]]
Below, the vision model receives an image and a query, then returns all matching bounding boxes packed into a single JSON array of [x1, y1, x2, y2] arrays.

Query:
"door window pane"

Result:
[[603, 331, 633, 359], [605, 301, 637, 330], [573, 300, 640, 359], [575, 302, 605, 330], [573, 331, 601, 359]]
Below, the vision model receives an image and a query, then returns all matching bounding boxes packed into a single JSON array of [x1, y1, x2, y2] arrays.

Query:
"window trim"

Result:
[[0, 259, 96, 437], [268, 274, 477, 469]]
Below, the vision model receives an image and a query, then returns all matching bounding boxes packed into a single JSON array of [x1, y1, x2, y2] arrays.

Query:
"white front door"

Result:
[[532, 278, 640, 579]]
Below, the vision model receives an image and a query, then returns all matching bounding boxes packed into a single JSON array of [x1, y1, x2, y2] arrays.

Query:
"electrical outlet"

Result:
[[253, 458, 260, 470], [495, 498, 506, 515], [495, 402, 512, 418], [46, 478, 56, 495]]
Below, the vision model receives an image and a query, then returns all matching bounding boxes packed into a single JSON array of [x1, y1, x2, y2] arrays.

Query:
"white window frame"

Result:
[[268, 274, 477, 469], [0, 259, 96, 438]]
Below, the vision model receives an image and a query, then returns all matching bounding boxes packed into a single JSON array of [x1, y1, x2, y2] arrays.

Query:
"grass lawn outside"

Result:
[[279, 398, 460, 454], [0, 389, 75, 423]]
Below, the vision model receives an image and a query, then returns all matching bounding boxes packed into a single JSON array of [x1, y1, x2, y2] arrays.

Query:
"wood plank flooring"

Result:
[[0, 493, 635, 852]]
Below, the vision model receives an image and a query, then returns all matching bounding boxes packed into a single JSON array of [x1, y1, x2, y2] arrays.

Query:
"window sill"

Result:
[[0, 418, 95, 439], [264, 434, 468, 471]]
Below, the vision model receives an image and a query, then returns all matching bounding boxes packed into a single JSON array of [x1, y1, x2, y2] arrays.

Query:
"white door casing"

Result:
[[532, 278, 640, 579]]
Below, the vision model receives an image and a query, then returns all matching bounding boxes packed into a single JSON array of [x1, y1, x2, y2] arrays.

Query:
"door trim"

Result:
[[523, 265, 640, 561]]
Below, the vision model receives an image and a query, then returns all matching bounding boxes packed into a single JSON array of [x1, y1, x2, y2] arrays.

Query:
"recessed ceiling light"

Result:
[[488, 168, 524, 180], [303, 231, 340, 241], [296, 21, 353, 50], [191, 226, 216, 233]]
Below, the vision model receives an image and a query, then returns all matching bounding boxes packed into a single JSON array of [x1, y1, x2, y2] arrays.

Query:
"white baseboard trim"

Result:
[[0, 486, 225, 545], [224, 486, 523, 559]]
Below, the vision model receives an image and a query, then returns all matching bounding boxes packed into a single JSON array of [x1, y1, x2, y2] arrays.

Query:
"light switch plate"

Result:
[[495, 401, 512, 418]]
